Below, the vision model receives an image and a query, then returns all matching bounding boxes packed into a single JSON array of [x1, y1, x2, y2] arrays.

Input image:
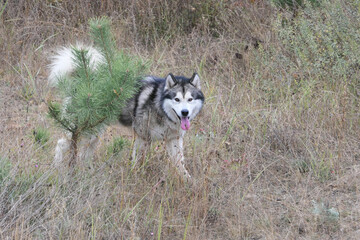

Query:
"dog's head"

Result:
[[162, 73, 205, 131]]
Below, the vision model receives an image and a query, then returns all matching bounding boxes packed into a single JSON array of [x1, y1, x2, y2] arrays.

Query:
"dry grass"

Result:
[[1, 0, 360, 239]]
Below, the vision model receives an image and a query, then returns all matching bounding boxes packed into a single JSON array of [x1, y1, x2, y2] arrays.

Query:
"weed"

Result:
[[157, 199, 164, 240], [312, 200, 340, 233], [33, 127, 50, 146], [294, 159, 309, 173], [0, 156, 11, 184], [107, 137, 129, 156], [0, 0, 8, 18], [8, 62, 41, 103], [183, 205, 192, 240]]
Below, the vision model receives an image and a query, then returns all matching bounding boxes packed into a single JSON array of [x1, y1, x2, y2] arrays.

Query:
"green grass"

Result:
[[33, 127, 50, 146], [106, 137, 129, 156], [0, 156, 11, 184]]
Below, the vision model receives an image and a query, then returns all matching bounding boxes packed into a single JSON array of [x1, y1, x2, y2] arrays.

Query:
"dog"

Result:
[[49, 45, 205, 179]]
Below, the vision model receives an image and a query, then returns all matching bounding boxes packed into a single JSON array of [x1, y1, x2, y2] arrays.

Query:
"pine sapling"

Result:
[[48, 17, 147, 166]]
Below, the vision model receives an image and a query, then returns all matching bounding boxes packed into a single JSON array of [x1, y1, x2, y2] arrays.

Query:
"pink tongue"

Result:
[[181, 117, 190, 130]]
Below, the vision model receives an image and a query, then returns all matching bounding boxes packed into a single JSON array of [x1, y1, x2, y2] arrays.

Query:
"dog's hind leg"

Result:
[[166, 137, 191, 179], [54, 137, 70, 167], [78, 134, 100, 162]]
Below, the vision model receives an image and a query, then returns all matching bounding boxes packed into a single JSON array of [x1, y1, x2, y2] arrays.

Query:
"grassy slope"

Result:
[[1, 0, 359, 239]]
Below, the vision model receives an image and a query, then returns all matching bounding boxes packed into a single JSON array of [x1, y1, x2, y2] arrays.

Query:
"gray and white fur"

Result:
[[49, 45, 205, 179]]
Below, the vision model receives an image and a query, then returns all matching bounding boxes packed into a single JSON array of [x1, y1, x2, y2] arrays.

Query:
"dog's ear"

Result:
[[165, 73, 177, 90], [190, 72, 201, 89]]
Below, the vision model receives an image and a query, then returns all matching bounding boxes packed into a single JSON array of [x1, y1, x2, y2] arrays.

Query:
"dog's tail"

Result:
[[49, 44, 104, 165], [48, 44, 104, 86]]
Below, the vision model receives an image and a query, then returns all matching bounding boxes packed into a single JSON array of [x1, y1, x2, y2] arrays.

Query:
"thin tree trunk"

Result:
[[69, 132, 79, 167]]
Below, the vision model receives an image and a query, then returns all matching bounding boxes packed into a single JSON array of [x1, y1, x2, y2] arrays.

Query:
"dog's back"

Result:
[[119, 76, 164, 127]]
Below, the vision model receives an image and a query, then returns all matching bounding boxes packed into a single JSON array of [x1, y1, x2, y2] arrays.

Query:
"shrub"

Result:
[[48, 17, 147, 165], [249, 0, 360, 181], [252, 0, 360, 102], [273, 0, 320, 9]]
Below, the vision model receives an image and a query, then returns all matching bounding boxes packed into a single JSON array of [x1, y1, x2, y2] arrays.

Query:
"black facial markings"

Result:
[[172, 108, 181, 121], [162, 90, 176, 100], [192, 90, 205, 102]]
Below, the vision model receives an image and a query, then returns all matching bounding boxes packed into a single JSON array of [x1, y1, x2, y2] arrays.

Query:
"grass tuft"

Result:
[[33, 127, 50, 146]]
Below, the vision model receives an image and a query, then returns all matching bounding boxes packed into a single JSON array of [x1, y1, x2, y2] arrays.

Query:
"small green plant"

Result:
[[312, 200, 340, 232], [295, 159, 310, 173], [312, 201, 339, 220], [310, 158, 332, 182], [33, 127, 50, 146], [0, 0, 8, 19], [107, 137, 128, 156], [0, 156, 12, 184], [9, 63, 39, 103]]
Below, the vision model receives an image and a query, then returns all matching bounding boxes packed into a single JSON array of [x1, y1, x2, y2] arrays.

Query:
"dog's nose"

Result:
[[181, 109, 189, 117]]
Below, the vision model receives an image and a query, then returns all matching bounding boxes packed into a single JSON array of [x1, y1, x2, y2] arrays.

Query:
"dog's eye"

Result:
[[188, 98, 193, 102], [175, 98, 180, 102]]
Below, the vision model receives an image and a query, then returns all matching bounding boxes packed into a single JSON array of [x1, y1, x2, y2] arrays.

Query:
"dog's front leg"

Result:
[[131, 137, 148, 168], [166, 137, 191, 179]]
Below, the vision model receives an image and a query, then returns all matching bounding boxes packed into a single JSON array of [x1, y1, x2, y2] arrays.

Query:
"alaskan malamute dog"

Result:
[[50, 45, 205, 179]]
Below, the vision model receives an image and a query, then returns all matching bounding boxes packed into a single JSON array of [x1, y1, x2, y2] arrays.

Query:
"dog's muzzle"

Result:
[[172, 108, 191, 130], [180, 109, 190, 131], [181, 109, 189, 117]]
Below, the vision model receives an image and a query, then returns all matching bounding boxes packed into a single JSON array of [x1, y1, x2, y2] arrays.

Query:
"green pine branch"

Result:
[[48, 102, 75, 133], [89, 17, 115, 75]]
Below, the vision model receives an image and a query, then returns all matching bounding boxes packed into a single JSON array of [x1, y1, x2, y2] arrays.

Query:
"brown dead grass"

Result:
[[1, 0, 360, 239]]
